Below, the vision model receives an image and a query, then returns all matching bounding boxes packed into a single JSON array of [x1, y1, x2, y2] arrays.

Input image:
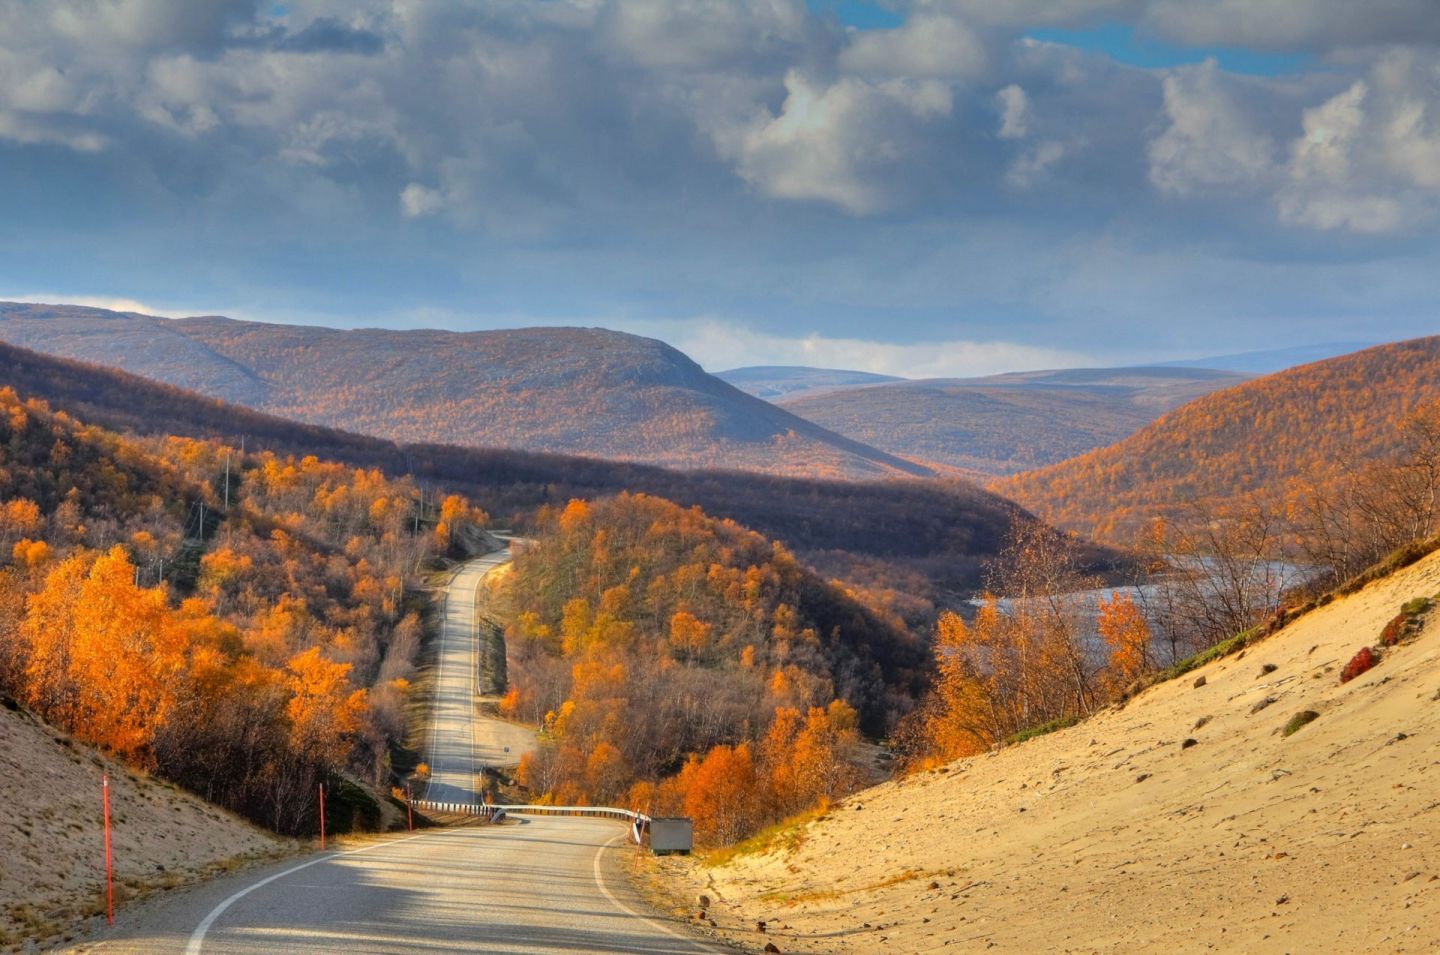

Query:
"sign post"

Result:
[[318, 782, 326, 850], [102, 775, 114, 925]]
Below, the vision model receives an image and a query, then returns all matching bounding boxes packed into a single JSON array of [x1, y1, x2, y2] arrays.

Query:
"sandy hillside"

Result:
[[664, 551, 1440, 954], [0, 701, 285, 951]]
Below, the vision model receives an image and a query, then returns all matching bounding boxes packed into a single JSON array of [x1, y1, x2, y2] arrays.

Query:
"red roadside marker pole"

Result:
[[318, 782, 326, 850], [102, 775, 114, 925]]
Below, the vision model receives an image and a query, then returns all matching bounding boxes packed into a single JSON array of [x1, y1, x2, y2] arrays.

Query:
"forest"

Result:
[[0, 367, 947, 847], [0, 385, 488, 834], [996, 337, 1440, 546], [501, 492, 927, 842]]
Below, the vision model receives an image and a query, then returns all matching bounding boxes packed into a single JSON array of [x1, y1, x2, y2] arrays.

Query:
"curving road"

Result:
[[64, 550, 716, 953], [64, 817, 719, 954], [423, 550, 536, 804]]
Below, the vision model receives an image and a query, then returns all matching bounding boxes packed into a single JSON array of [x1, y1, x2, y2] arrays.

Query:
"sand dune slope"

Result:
[[0, 703, 283, 950], [684, 552, 1440, 953]]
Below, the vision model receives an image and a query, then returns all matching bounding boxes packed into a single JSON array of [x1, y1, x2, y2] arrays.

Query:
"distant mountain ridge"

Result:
[[1155, 342, 1376, 374], [0, 301, 930, 481], [778, 365, 1246, 477], [716, 365, 904, 400], [0, 337, 1083, 603]]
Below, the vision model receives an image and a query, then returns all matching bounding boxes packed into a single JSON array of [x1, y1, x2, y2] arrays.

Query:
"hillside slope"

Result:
[[994, 337, 1440, 542], [0, 699, 283, 948], [670, 549, 1440, 954], [0, 302, 929, 481], [779, 366, 1244, 476], [0, 340, 1057, 604]]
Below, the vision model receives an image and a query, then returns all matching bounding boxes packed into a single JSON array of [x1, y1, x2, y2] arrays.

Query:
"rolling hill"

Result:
[[716, 365, 905, 400], [778, 366, 1245, 476], [994, 337, 1440, 544], [0, 302, 929, 481], [0, 339, 1079, 607]]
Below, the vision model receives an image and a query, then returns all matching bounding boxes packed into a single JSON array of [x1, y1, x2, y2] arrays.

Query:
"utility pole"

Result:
[[223, 452, 230, 511], [198, 501, 205, 539]]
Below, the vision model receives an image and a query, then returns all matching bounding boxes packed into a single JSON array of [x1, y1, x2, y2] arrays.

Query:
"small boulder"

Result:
[[1193, 675, 1207, 689]]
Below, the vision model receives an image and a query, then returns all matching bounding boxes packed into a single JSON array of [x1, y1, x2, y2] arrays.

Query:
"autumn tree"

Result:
[[20, 548, 188, 763], [1097, 592, 1151, 694]]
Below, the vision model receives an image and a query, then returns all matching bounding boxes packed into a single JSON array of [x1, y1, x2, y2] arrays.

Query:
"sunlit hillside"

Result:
[[995, 338, 1440, 544], [0, 302, 929, 481]]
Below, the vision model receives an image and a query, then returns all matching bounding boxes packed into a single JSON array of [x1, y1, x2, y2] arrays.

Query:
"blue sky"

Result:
[[1, 1, 1437, 377]]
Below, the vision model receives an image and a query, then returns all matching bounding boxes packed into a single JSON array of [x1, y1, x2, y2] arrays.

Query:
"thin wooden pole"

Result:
[[102, 775, 114, 925]]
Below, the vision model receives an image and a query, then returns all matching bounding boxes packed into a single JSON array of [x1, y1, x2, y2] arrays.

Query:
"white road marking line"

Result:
[[184, 831, 433, 955], [591, 833, 717, 953]]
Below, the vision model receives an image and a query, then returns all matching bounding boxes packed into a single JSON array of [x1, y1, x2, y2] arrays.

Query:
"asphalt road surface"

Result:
[[423, 551, 536, 805], [63, 817, 719, 954]]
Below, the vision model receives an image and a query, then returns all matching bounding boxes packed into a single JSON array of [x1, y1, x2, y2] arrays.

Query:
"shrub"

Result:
[[1340, 646, 1378, 684], [1005, 713, 1083, 746], [1380, 612, 1409, 647], [1282, 711, 1320, 737]]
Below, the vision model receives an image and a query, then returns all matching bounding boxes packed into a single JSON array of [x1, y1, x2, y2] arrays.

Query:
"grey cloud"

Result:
[[243, 17, 387, 55], [920, 0, 1440, 51], [0, 0, 1437, 360], [1142, 0, 1440, 52]]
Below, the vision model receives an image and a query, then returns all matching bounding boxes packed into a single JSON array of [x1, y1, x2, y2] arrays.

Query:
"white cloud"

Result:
[[400, 183, 447, 218], [653, 319, 1092, 378], [839, 13, 989, 79], [1006, 140, 1066, 187], [996, 84, 1029, 139], [1274, 52, 1440, 234], [0, 294, 198, 318], [715, 70, 954, 214], [1148, 61, 1276, 197]]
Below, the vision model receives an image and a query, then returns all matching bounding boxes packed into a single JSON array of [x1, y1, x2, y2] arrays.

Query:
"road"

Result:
[[64, 817, 719, 954], [62, 549, 717, 954], [423, 550, 537, 804]]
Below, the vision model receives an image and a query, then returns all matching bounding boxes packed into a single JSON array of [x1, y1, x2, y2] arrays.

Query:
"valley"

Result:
[[3, 325, 1439, 955], [5, 5, 1436, 951], [776, 365, 1245, 477]]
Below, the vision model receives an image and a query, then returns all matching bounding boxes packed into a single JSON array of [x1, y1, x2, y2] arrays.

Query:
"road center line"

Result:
[[184, 831, 433, 955]]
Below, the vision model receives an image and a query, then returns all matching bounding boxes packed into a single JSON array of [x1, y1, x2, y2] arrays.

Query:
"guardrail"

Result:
[[411, 800, 650, 840], [413, 800, 647, 822]]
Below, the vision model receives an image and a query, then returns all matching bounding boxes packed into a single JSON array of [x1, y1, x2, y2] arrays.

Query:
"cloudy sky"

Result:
[[2, 0, 1438, 376]]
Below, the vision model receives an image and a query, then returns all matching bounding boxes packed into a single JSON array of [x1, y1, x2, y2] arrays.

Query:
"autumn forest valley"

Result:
[[0, 326, 1436, 857]]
